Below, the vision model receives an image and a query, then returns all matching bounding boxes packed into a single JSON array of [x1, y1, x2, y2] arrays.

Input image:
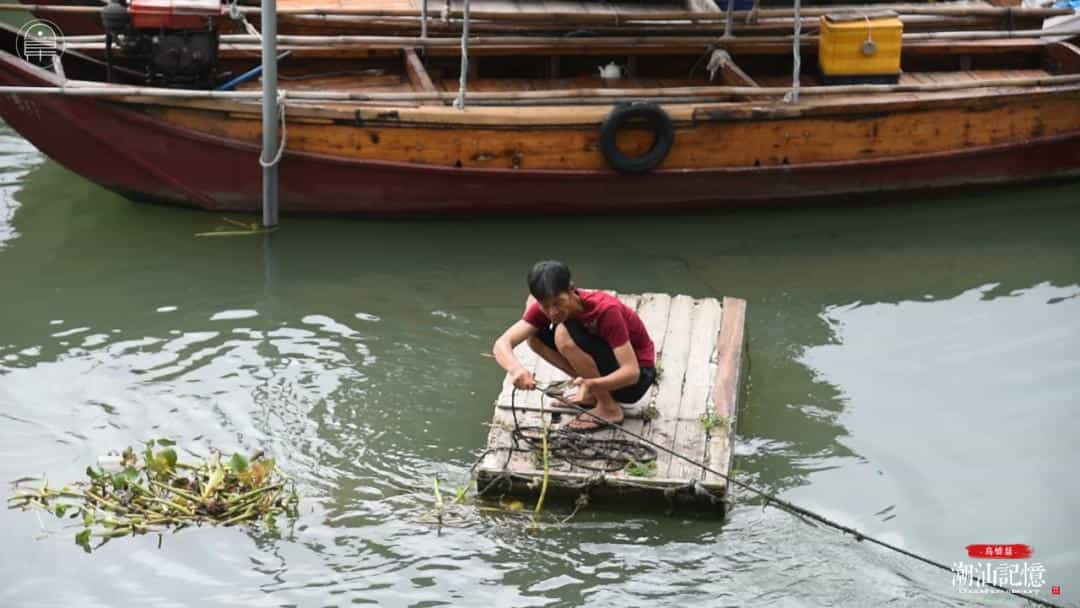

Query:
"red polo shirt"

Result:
[[523, 289, 656, 368]]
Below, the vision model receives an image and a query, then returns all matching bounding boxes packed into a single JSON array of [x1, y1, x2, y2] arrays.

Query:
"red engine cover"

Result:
[[129, 0, 220, 30]]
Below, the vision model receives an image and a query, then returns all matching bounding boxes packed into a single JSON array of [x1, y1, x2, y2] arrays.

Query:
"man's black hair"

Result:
[[527, 260, 572, 301]]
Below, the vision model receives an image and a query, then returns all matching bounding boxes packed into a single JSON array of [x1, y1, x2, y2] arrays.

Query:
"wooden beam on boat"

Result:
[[242, 5, 1072, 23], [270, 13, 1052, 36], [716, 56, 759, 88], [63, 37, 1061, 61], [200, 29, 1080, 50], [3, 4, 1061, 31], [403, 47, 436, 93]]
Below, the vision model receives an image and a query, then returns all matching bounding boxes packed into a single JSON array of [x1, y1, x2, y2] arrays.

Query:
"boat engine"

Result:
[[101, 0, 221, 88]]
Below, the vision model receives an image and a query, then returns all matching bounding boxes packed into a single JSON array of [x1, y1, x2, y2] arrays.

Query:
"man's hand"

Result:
[[571, 377, 594, 403], [511, 367, 536, 390]]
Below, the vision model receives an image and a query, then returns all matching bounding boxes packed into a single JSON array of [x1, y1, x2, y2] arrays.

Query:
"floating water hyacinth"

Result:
[[6, 440, 299, 553]]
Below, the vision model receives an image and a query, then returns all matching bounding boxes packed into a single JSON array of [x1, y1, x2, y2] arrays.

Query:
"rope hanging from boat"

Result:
[[454, 0, 470, 109], [746, 0, 761, 24], [502, 394, 1066, 608], [226, 0, 263, 42], [706, 49, 734, 82], [723, 0, 736, 38], [260, 90, 288, 168], [785, 0, 802, 103], [505, 385, 657, 473]]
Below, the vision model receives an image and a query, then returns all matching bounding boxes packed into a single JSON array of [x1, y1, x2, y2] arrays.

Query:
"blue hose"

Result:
[[216, 50, 292, 91]]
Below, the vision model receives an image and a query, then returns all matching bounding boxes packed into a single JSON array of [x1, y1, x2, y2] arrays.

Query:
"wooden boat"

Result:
[[0, 21, 1078, 215]]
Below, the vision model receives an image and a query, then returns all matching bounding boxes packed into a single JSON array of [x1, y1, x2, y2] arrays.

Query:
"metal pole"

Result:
[[421, 0, 428, 39], [789, 0, 802, 103], [261, 0, 279, 227], [455, 0, 469, 109]]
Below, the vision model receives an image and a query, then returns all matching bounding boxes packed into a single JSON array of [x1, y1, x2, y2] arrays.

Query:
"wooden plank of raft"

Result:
[[704, 297, 747, 487], [667, 297, 723, 480], [611, 292, 672, 481], [645, 295, 695, 478]]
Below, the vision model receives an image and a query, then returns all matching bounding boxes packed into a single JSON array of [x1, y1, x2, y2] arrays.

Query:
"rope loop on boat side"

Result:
[[226, 0, 241, 22], [260, 90, 288, 168], [785, 0, 802, 103]]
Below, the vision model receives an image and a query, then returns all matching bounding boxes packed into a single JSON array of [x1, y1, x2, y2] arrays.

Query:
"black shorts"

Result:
[[535, 319, 657, 404]]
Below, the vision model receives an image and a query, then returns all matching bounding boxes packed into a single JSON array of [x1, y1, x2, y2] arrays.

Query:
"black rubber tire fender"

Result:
[[598, 102, 675, 174]]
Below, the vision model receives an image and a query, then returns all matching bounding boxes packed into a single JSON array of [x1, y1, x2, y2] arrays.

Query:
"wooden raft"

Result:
[[476, 292, 747, 514]]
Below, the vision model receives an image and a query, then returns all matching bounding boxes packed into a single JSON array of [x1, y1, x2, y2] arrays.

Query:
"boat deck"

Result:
[[475, 293, 747, 514]]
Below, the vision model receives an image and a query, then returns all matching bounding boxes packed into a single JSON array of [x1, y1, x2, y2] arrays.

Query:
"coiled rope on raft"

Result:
[[504, 383, 657, 473]]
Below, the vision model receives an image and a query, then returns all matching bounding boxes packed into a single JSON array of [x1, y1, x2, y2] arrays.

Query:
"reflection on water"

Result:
[[0, 144, 1078, 606], [0, 123, 41, 248]]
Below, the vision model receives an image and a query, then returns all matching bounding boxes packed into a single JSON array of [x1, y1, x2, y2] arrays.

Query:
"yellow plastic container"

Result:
[[818, 13, 903, 83]]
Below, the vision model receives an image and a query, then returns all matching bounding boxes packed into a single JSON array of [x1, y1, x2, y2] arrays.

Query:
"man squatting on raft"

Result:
[[492, 261, 657, 431]]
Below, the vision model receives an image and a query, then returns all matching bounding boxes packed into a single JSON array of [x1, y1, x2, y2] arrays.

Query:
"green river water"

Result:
[[0, 121, 1077, 607]]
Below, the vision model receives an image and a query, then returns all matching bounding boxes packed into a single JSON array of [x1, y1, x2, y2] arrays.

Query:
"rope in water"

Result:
[[502, 386, 1064, 608]]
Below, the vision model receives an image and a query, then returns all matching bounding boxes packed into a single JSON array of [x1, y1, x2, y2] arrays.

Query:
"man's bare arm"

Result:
[[493, 320, 539, 389], [582, 342, 640, 394]]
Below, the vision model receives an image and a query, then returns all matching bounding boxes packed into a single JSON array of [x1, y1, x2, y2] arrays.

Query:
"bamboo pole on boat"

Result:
[[0, 5, 1059, 37], [0, 2, 1068, 22], [4, 72, 1080, 102], [261, 0, 279, 227], [229, 5, 1070, 22], [88, 28, 1066, 47]]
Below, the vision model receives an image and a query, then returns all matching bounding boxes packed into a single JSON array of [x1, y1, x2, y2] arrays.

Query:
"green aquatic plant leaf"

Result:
[[110, 467, 139, 491], [75, 529, 92, 552], [157, 449, 177, 470], [626, 459, 657, 478], [229, 453, 249, 473], [698, 410, 727, 434]]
